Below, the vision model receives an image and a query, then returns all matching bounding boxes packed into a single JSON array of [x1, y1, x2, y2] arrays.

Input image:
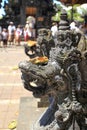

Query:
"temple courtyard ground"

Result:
[[0, 44, 80, 130], [0, 44, 35, 130]]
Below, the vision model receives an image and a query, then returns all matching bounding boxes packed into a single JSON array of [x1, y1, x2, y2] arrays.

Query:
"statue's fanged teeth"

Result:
[[29, 80, 38, 87]]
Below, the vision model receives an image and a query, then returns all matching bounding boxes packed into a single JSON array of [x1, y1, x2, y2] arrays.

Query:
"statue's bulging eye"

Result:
[[58, 35, 64, 41]]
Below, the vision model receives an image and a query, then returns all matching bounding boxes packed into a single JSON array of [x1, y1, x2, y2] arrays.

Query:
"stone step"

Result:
[[17, 97, 46, 130]]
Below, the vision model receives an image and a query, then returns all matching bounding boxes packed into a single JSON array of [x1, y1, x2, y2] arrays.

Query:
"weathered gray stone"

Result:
[[17, 97, 46, 130]]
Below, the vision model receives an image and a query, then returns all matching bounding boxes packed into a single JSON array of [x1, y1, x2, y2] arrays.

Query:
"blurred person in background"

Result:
[[51, 22, 58, 39], [0, 25, 2, 47], [15, 25, 22, 46], [23, 27, 30, 42], [8, 22, 16, 46], [2, 28, 8, 48], [70, 21, 80, 32], [25, 19, 36, 40]]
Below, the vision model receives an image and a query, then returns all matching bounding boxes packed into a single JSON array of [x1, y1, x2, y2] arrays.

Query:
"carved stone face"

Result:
[[37, 28, 55, 57], [37, 29, 50, 49], [38, 28, 49, 36], [58, 33, 64, 42], [56, 30, 73, 47], [55, 30, 81, 49], [57, 30, 71, 39], [68, 49, 82, 63]]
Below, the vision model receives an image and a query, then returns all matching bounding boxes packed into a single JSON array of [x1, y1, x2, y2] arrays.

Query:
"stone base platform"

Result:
[[17, 97, 80, 130], [17, 97, 46, 130]]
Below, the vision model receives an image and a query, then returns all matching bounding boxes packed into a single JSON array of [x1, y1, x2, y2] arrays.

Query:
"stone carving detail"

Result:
[[37, 28, 55, 58], [24, 28, 55, 59], [19, 10, 87, 130]]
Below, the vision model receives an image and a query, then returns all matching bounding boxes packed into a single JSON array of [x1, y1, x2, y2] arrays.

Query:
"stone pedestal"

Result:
[[17, 97, 80, 130], [38, 96, 50, 108], [17, 97, 46, 130]]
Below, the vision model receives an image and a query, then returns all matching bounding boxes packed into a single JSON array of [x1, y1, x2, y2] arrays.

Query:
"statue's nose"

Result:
[[18, 61, 31, 71]]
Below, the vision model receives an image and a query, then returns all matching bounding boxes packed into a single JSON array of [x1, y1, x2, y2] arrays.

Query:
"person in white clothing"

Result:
[[8, 22, 16, 45], [51, 22, 58, 38], [25, 20, 36, 40], [0, 25, 2, 47], [23, 27, 30, 42], [2, 28, 8, 47], [15, 25, 22, 45], [70, 21, 80, 32]]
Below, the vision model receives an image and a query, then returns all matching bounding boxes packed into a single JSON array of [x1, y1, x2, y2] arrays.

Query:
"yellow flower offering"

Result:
[[8, 120, 17, 129], [27, 40, 37, 47], [29, 56, 48, 64]]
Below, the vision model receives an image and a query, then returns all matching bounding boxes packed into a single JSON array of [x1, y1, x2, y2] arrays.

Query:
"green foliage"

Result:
[[67, 9, 84, 22], [52, 12, 61, 21], [52, 4, 84, 23], [73, 4, 80, 10], [51, 4, 62, 22]]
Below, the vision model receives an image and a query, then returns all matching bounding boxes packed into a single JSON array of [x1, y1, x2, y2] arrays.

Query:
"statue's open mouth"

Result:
[[20, 68, 47, 98], [30, 79, 38, 87], [28, 79, 47, 98]]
